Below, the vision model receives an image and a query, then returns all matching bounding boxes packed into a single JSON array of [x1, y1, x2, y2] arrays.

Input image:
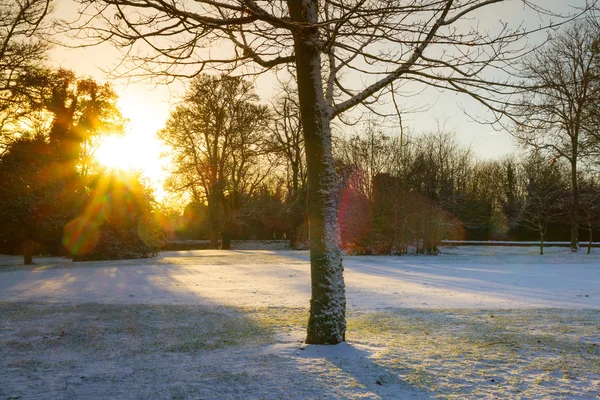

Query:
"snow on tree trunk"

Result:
[[288, 0, 346, 345]]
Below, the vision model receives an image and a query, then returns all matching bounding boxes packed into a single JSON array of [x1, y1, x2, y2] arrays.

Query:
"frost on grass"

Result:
[[347, 309, 600, 399], [0, 302, 274, 399], [260, 308, 600, 399], [2, 304, 599, 399]]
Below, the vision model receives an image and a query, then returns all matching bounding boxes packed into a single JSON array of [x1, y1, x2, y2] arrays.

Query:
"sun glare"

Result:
[[95, 92, 171, 200], [96, 135, 138, 170]]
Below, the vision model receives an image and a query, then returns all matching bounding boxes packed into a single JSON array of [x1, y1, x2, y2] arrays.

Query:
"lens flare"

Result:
[[63, 217, 100, 255], [63, 175, 111, 255]]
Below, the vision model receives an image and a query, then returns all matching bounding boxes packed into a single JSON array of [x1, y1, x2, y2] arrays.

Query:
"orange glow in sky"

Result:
[[94, 91, 170, 199], [50, 0, 587, 202]]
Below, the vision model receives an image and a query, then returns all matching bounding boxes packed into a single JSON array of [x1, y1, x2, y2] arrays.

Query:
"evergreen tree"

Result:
[[0, 136, 66, 264]]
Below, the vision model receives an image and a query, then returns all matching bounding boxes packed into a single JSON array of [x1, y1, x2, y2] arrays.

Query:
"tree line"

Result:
[[160, 17, 600, 258], [166, 90, 600, 257], [3, 0, 600, 279]]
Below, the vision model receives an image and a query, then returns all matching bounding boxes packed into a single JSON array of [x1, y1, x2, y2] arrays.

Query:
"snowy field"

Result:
[[1, 246, 599, 399]]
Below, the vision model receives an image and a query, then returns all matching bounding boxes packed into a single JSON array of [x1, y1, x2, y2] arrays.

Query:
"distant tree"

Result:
[[64, 170, 161, 261], [337, 120, 397, 201], [408, 131, 472, 250], [498, 157, 525, 236], [180, 201, 211, 240], [336, 127, 470, 254], [462, 160, 515, 240], [579, 180, 600, 254], [336, 121, 399, 253], [12, 68, 125, 179], [238, 183, 288, 240], [159, 74, 270, 249], [371, 173, 413, 255], [0, 136, 66, 264], [511, 20, 600, 251], [269, 83, 307, 247], [519, 155, 568, 255]]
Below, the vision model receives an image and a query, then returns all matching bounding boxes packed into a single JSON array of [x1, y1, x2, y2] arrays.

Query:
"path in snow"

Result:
[[0, 246, 598, 309]]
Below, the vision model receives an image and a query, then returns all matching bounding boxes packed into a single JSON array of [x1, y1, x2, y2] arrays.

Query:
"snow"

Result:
[[0, 246, 598, 309], [442, 240, 600, 246], [1, 246, 599, 399]]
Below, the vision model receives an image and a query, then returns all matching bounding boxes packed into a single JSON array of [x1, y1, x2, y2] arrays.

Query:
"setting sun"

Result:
[[95, 135, 139, 170], [94, 91, 170, 199]]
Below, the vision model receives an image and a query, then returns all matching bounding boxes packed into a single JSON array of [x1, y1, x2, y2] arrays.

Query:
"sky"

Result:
[[49, 4, 173, 198], [48, 0, 592, 198]]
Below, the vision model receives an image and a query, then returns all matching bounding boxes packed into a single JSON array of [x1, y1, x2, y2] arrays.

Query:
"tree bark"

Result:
[[540, 232, 544, 256], [588, 227, 592, 255], [288, 0, 346, 345]]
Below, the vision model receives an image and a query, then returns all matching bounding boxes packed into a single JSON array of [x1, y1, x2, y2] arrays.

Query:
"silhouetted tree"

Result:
[[511, 21, 600, 251], [159, 74, 270, 249], [269, 83, 307, 247], [520, 155, 568, 255], [0, 136, 66, 264]]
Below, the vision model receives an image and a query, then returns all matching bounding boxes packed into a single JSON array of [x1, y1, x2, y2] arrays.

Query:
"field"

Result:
[[1, 247, 599, 399]]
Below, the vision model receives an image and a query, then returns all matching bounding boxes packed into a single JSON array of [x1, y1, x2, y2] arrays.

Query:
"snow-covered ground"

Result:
[[1, 247, 599, 399], [0, 246, 598, 309]]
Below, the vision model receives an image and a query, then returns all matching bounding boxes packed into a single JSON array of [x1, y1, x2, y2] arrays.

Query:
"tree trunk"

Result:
[[221, 219, 233, 250], [23, 240, 34, 265], [588, 227, 592, 255], [570, 157, 579, 251], [289, 0, 346, 345], [208, 191, 220, 249], [540, 232, 544, 255], [221, 233, 231, 250]]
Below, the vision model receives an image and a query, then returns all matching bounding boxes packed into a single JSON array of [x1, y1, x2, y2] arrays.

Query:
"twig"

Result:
[[477, 341, 519, 348]]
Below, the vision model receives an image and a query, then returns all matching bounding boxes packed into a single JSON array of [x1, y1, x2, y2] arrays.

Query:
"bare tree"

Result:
[[268, 82, 307, 247], [67, 0, 585, 344], [159, 74, 270, 249], [519, 155, 568, 255], [510, 20, 600, 251], [336, 120, 398, 200], [579, 179, 600, 254], [0, 0, 52, 153]]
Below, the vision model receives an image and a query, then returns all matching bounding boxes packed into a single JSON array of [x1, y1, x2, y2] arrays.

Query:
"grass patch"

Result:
[[347, 309, 600, 399], [1, 303, 598, 399], [0, 302, 273, 357], [238, 307, 600, 399]]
